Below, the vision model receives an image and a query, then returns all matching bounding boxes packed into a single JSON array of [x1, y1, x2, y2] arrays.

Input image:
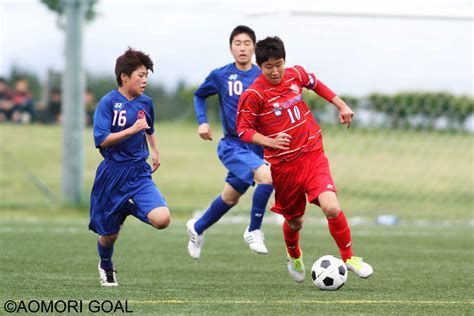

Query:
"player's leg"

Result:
[[284, 216, 306, 283], [251, 164, 273, 231], [271, 162, 307, 282], [130, 180, 170, 230], [243, 164, 273, 254], [147, 206, 170, 229], [187, 182, 245, 259], [97, 234, 119, 286], [305, 150, 372, 278], [193, 182, 244, 235], [318, 191, 352, 260], [89, 161, 127, 287], [317, 191, 373, 278]]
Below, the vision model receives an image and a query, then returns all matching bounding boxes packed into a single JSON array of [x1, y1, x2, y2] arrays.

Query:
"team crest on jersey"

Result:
[[228, 74, 238, 80], [290, 84, 300, 94], [114, 103, 123, 109], [273, 103, 282, 116]]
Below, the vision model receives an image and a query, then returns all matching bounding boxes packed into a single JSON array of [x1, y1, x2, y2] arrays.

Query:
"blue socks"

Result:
[[98, 240, 114, 271], [249, 184, 273, 231], [194, 196, 232, 235]]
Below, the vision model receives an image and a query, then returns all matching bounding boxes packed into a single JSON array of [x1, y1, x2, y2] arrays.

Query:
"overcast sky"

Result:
[[1, 0, 472, 96]]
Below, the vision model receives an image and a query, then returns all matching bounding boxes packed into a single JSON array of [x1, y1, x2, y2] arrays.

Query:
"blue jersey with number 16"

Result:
[[195, 63, 260, 137], [93, 89, 155, 163]]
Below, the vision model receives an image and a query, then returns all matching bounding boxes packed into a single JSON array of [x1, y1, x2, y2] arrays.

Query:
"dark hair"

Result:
[[229, 25, 256, 46], [255, 36, 286, 66], [50, 87, 61, 95], [115, 48, 154, 86]]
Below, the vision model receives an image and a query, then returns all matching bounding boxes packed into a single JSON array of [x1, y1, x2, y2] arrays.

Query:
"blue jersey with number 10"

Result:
[[195, 63, 260, 137], [93, 89, 155, 163]]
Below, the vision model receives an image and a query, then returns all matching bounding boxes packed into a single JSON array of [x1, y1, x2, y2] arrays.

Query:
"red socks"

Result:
[[327, 210, 353, 262], [283, 220, 301, 258]]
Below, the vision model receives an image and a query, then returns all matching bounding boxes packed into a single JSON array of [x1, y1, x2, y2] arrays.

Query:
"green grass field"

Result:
[[0, 218, 472, 314], [0, 123, 473, 314], [0, 123, 472, 220]]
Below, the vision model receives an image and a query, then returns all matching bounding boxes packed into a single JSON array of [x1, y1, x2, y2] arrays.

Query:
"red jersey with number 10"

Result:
[[236, 65, 336, 165]]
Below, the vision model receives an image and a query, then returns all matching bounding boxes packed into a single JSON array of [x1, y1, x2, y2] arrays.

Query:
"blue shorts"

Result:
[[89, 159, 167, 236], [217, 136, 266, 194]]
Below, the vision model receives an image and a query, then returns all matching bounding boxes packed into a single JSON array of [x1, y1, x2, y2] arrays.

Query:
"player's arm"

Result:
[[249, 132, 291, 150], [236, 91, 291, 150], [145, 133, 160, 173], [314, 80, 354, 129], [93, 98, 149, 148], [296, 65, 354, 128], [194, 71, 219, 141], [195, 95, 213, 141], [99, 118, 149, 148]]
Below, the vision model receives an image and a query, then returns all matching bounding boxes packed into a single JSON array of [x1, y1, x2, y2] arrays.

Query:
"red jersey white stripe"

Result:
[[237, 65, 333, 165]]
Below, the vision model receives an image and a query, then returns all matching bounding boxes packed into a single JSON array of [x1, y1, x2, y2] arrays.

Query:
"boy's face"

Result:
[[230, 33, 255, 66], [260, 58, 285, 85], [15, 80, 29, 93], [121, 65, 148, 97]]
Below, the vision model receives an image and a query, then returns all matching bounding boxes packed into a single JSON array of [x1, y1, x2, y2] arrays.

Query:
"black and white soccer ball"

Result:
[[311, 255, 348, 290]]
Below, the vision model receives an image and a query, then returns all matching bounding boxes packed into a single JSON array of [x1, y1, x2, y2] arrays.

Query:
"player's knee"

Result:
[[148, 207, 171, 230], [288, 218, 304, 231], [322, 205, 340, 218], [258, 174, 272, 185], [150, 215, 170, 230], [254, 166, 272, 185], [100, 234, 118, 247], [221, 195, 239, 206], [153, 217, 170, 229]]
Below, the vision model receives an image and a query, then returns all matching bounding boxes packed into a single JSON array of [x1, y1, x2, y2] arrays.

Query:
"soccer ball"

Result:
[[311, 255, 348, 290]]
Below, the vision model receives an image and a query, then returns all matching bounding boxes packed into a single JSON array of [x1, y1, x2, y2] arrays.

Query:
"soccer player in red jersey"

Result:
[[236, 36, 373, 283]]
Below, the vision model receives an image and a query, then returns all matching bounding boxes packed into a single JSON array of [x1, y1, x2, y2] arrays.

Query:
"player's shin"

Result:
[[97, 240, 115, 270], [283, 220, 301, 258], [327, 210, 353, 262], [194, 196, 233, 234], [249, 184, 273, 231]]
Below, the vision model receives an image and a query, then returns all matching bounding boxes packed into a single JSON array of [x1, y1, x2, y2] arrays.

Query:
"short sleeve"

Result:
[[93, 98, 112, 148], [293, 65, 317, 90], [146, 102, 155, 135]]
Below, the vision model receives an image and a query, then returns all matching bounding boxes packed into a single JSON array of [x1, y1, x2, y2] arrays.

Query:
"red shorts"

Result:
[[270, 149, 337, 220]]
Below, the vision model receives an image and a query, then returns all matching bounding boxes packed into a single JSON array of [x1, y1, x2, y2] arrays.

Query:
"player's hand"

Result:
[[150, 149, 161, 173], [198, 123, 213, 141], [339, 105, 354, 129], [270, 132, 291, 150], [130, 118, 150, 134]]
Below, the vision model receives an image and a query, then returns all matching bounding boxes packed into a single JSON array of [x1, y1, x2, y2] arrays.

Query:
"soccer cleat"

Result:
[[287, 252, 305, 283], [345, 256, 373, 279], [98, 262, 118, 286], [243, 227, 268, 254], [186, 218, 204, 259]]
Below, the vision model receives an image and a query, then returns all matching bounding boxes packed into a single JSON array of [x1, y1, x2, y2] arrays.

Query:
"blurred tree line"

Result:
[[305, 90, 473, 131], [2, 68, 472, 131]]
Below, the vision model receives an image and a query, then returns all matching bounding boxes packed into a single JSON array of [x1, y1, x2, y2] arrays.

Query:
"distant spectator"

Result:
[[48, 88, 62, 124], [0, 78, 14, 122], [37, 88, 62, 124], [85, 88, 96, 126], [12, 78, 35, 123]]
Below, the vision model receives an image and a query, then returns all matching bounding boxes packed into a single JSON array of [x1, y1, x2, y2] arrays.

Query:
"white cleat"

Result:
[[287, 252, 305, 283], [243, 227, 268, 254], [98, 262, 118, 287], [345, 256, 373, 279], [187, 219, 204, 259]]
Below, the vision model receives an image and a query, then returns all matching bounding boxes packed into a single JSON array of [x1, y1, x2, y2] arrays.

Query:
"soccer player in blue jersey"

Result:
[[89, 48, 170, 286], [186, 25, 274, 259]]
